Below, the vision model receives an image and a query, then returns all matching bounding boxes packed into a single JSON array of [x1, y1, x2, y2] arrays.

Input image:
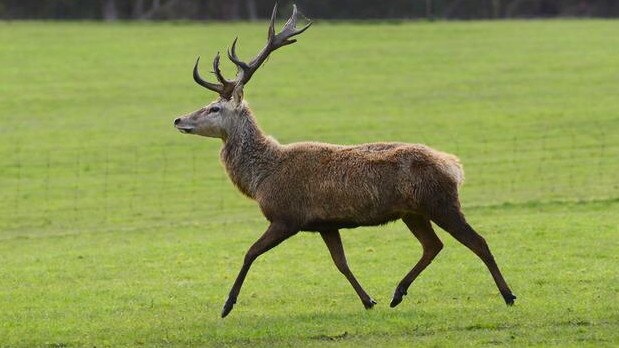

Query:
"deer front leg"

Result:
[[320, 230, 377, 309], [221, 222, 297, 318]]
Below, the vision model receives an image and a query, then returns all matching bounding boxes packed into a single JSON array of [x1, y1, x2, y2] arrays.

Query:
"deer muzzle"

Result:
[[174, 117, 194, 134]]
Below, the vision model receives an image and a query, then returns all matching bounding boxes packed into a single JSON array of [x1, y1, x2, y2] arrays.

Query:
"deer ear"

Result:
[[232, 83, 244, 106]]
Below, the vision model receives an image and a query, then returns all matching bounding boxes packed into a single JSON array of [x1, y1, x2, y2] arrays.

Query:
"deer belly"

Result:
[[300, 187, 403, 230], [302, 211, 402, 231]]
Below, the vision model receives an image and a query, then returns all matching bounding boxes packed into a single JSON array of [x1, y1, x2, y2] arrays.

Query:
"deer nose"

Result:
[[174, 118, 181, 126]]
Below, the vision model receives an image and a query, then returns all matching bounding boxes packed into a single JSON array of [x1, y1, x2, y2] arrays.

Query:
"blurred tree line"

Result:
[[0, 0, 617, 20]]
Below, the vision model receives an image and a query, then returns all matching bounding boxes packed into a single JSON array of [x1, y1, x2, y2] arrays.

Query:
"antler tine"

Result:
[[271, 5, 312, 47], [225, 3, 311, 89], [212, 52, 234, 85], [267, 2, 278, 40], [227, 37, 249, 72], [194, 3, 311, 99], [280, 4, 298, 36], [193, 57, 224, 94], [255, 2, 283, 46]]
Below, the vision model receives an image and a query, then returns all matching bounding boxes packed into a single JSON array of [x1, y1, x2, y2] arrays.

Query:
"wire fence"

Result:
[[1, 118, 618, 236]]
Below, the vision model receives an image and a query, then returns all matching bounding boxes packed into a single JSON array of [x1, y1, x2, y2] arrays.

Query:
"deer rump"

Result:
[[255, 142, 465, 231]]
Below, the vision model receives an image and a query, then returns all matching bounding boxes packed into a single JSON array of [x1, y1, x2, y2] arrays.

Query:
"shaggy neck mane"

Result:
[[220, 107, 279, 198]]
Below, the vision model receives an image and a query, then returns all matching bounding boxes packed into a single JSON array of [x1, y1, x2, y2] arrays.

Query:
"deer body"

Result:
[[174, 4, 515, 318], [221, 108, 464, 231]]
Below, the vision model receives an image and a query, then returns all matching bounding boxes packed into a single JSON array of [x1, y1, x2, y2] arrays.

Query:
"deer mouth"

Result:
[[176, 126, 194, 134]]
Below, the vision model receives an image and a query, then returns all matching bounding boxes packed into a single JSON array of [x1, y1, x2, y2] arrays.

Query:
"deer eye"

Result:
[[209, 106, 220, 113]]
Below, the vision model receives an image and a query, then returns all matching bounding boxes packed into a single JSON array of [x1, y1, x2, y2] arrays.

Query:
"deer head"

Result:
[[173, 3, 311, 139]]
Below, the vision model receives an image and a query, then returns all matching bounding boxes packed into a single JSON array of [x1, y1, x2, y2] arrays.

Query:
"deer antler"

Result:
[[193, 3, 312, 100]]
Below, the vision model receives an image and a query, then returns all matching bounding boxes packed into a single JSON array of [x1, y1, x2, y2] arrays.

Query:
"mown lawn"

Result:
[[0, 19, 617, 346]]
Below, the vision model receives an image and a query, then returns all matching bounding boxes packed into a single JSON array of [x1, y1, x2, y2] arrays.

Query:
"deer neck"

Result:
[[220, 112, 279, 199]]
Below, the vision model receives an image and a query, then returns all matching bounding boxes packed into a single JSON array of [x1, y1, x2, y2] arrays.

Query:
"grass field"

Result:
[[0, 19, 618, 346]]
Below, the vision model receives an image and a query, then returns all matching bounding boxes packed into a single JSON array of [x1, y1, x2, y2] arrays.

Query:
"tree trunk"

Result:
[[491, 0, 501, 18], [443, 0, 465, 19], [132, 0, 145, 19], [140, 0, 180, 20], [425, 0, 432, 19], [506, 0, 539, 18], [222, 0, 241, 20], [246, 0, 258, 21], [102, 0, 118, 21]]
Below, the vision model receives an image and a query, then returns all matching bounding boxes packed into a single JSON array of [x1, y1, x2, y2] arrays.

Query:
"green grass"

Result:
[[0, 20, 618, 346]]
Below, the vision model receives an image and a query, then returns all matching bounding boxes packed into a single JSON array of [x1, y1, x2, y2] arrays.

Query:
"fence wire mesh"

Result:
[[1, 117, 617, 236]]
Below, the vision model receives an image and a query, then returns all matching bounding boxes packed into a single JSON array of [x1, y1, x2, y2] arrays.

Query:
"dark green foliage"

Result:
[[0, 0, 618, 20]]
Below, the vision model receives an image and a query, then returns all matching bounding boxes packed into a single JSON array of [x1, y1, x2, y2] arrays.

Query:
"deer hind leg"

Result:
[[390, 214, 444, 308], [320, 230, 377, 309], [430, 204, 516, 305]]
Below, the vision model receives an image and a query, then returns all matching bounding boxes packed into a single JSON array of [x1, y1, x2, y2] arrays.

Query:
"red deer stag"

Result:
[[174, 4, 516, 318]]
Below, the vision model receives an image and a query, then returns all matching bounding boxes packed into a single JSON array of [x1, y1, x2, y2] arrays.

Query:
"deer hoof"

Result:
[[504, 293, 517, 306], [363, 298, 377, 309], [221, 298, 236, 318], [390, 287, 407, 308]]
